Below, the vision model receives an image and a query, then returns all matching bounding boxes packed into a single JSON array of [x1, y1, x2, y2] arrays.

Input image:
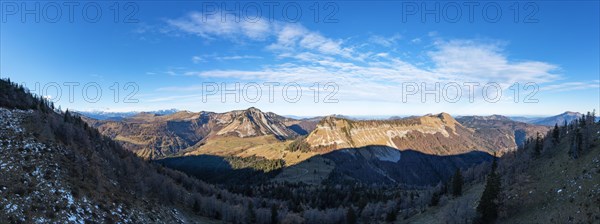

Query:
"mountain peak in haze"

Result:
[[465, 114, 512, 122], [532, 111, 583, 126], [561, 111, 582, 116], [76, 109, 179, 120]]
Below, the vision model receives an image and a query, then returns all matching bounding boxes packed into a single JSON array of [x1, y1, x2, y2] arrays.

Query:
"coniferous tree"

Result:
[[583, 111, 596, 149], [569, 128, 580, 158], [477, 157, 501, 223], [576, 128, 583, 152], [552, 123, 560, 145], [193, 199, 201, 213], [534, 132, 542, 156], [247, 203, 256, 223], [270, 204, 278, 224], [430, 192, 440, 206], [452, 168, 463, 197], [385, 210, 397, 222], [346, 207, 357, 224], [64, 109, 71, 122]]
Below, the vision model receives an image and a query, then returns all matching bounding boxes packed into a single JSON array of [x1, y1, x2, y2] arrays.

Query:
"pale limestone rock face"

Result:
[[305, 113, 465, 153]]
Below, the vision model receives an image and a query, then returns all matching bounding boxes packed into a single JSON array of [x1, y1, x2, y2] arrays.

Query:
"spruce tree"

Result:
[[552, 123, 560, 145], [346, 207, 357, 224], [430, 192, 440, 206], [247, 203, 256, 223], [534, 132, 542, 156], [385, 210, 397, 222], [452, 168, 464, 197], [270, 205, 278, 224], [576, 129, 583, 153], [64, 109, 71, 122], [570, 128, 580, 158], [193, 199, 200, 213], [477, 157, 501, 223]]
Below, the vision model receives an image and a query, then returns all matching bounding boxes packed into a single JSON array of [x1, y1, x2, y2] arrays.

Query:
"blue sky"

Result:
[[1, 1, 599, 116]]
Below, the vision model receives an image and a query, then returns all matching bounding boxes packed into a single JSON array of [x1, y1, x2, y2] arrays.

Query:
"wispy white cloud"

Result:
[[375, 52, 389, 58], [542, 80, 600, 92], [192, 56, 204, 63], [192, 54, 262, 63], [369, 34, 402, 47], [168, 11, 357, 60], [221, 55, 261, 60], [266, 23, 356, 59], [162, 66, 188, 76], [161, 37, 565, 104], [428, 40, 560, 85], [160, 11, 598, 109], [167, 12, 272, 41]]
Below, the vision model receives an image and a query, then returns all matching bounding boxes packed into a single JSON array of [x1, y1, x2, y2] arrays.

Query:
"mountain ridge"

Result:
[[84, 108, 553, 162], [530, 111, 583, 126], [84, 107, 313, 159], [304, 112, 499, 156]]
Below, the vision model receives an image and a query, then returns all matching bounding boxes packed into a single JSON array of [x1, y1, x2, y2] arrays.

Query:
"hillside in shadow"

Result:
[[157, 145, 494, 187], [319, 146, 494, 186], [155, 155, 283, 184]]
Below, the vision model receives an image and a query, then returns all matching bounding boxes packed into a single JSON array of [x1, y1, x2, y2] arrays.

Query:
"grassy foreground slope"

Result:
[[500, 133, 600, 223]]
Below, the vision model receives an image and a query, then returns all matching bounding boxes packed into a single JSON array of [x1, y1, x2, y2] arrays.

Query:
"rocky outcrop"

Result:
[[85, 107, 300, 159], [304, 113, 501, 155]]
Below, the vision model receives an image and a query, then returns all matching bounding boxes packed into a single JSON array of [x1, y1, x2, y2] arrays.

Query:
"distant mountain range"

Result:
[[79, 106, 581, 185], [81, 107, 562, 186], [86, 108, 562, 157], [509, 111, 600, 127], [83, 107, 319, 159], [80, 109, 589, 127], [527, 111, 583, 126], [76, 109, 179, 121], [457, 115, 550, 148]]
